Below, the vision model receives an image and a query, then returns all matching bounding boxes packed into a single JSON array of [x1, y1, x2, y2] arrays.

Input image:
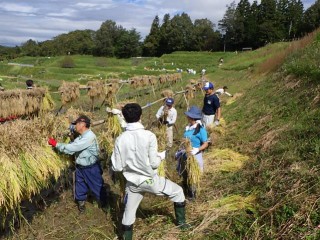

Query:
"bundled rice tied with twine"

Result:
[[149, 75, 158, 86], [0, 113, 75, 222], [159, 74, 167, 84], [206, 118, 226, 145], [153, 124, 167, 177], [104, 79, 119, 106], [58, 81, 80, 105], [0, 88, 54, 118], [185, 84, 195, 100], [87, 81, 105, 100], [183, 138, 202, 191], [161, 89, 174, 98]]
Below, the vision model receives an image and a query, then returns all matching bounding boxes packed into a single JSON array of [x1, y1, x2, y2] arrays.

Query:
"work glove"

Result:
[[190, 148, 199, 155], [111, 108, 121, 115], [214, 120, 220, 126], [48, 138, 57, 147], [157, 151, 166, 160]]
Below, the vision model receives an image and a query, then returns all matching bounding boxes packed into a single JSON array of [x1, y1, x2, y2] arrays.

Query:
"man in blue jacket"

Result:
[[48, 115, 107, 213]]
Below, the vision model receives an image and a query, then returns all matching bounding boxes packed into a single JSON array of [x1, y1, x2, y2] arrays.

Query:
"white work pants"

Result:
[[202, 114, 215, 128], [122, 174, 185, 225], [166, 126, 173, 148]]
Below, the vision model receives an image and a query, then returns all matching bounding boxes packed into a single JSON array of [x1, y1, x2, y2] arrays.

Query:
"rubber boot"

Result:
[[122, 224, 133, 240], [77, 200, 86, 213], [174, 202, 191, 230], [188, 187, 196, 201]]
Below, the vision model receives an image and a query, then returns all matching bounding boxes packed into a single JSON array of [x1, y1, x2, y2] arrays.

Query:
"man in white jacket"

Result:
[[155, 98, 177, 148], [215, 86, 233, 97], [111, 103, 189, 240]]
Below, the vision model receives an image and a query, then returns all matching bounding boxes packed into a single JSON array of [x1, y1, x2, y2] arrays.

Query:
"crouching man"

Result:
[[111, 103, 189, 240]]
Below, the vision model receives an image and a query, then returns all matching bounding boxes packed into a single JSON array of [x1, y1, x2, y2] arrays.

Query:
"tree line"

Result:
[[0, 0, 320, 60]]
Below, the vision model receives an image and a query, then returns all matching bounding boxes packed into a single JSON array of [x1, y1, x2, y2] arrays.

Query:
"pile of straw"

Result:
[[205, 148, 249, 173], [0, 88, 53, 118], [58, 81, 80, 105]]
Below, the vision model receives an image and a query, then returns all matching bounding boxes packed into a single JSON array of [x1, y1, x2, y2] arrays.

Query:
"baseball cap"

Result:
[[165, 98, 174, 105], [203, 82, 214, 90], [71, 115, 91, 125]]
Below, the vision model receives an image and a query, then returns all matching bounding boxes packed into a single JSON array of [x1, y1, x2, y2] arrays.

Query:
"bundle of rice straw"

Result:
[[153, 124, 167, 177], [58, 81, 80, 105], [185, 84, 195, 99], [184, 138, 201, 190], [0, 112, 79, 224], [0, 88, 52, 118], [87, 81, 105, 100], [149, 76, 158, 85], [161, 89, 174, 98], [159, 74, 167, 84]]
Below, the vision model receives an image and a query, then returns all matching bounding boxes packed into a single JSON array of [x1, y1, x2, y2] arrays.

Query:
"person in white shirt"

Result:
[[111, 103, 189, 240], [155, 98, 177, 148], [215, 86, 233, 97]]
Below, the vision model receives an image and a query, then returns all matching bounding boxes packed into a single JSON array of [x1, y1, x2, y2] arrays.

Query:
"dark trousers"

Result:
[[75, 163, 106, 203]]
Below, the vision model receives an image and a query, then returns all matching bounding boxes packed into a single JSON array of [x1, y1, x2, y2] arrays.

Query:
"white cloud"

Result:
[[0, 3, 38, 13]]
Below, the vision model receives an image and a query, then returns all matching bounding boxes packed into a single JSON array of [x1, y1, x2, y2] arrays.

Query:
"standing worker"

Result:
[[26, 79, 34, 89], [215, 86, 233, 97], [176, 106, 209, 200], [48, 115, 107, 213], [202, 82, 221, 127], [111, 103, 189, 240], [155, 97, 177, 149]]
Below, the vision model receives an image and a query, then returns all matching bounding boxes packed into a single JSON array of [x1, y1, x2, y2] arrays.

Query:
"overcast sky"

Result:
[[0, 0, 315, 47]]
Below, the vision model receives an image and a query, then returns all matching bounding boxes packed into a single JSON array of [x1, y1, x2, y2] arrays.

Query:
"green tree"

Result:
[[166, 12, 195, 52], [158, 14, 172, 55], [143, 15, 161, 56], [115, 29, 141, 58], [21, 39, 39, 56], [94, 20, 121, 56], [193, 18, 219, 51], [257, 0, 282, 45], [219, 1, 237, 51], [301, 0, 320, 34]]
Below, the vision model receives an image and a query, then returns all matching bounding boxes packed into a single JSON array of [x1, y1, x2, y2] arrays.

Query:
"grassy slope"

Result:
[[2, 34, 320, 239]]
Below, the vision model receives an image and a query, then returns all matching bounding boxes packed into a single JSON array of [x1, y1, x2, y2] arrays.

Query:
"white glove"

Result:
[[111, 108, 121, 115], [157, 151, 166, 160], [106, 107, 112, 113], [191, 148, 199, 155], [214, 120, 220, 126]]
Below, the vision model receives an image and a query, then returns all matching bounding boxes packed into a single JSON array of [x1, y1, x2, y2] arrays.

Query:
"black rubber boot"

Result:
[[188, 187, 196, 201], [174, 202, 191, 230], [122, 224, 133, 240], [77, 200, 86, 213]]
